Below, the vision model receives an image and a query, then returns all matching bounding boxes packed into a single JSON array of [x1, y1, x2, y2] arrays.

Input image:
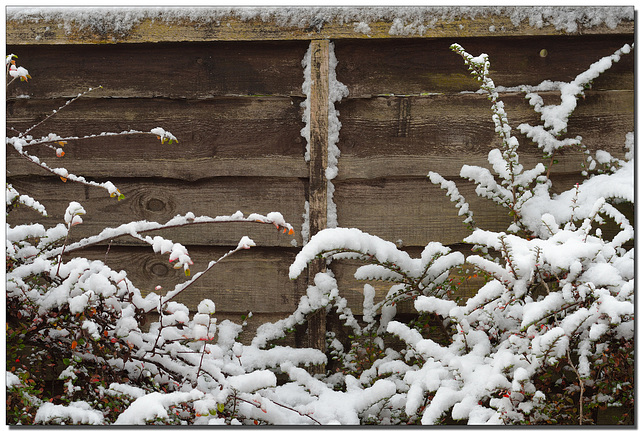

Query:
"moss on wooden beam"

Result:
[[6, 11, 634, 45]]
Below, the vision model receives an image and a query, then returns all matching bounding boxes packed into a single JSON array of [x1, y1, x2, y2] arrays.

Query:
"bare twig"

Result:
[[566, 353, 585, 425], [20, 86, 102, 137], [234, 395, 322, 425]]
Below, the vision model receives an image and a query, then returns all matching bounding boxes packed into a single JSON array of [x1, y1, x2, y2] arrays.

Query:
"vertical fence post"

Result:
[[304, 39, 329, 372]]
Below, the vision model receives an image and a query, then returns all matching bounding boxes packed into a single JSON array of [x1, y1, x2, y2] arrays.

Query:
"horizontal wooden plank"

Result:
[[6, 41, 307, 98], [6, 177, 307, 248], [6, 9, 634, 44], [336, 91, 632, 178], [334, 35, 634, 96], [332, 171, 627, 248], [73, 246, 306, 315], [7, 97, 307, 180], [7, 89, 629, 182], [8, 35, 632, 100], [334, 177, 511, 247]]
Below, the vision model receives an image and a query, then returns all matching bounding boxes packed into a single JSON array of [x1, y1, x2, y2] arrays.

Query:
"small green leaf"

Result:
[[117, 194, 126, 201], [63, 358, 71, 366], [217, 403, 225, 413]]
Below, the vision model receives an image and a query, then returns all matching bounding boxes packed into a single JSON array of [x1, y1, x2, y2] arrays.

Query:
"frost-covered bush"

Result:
[[5, 55, 325, 426], [6, 38, 634, 425], [286, 43, 634, 425]]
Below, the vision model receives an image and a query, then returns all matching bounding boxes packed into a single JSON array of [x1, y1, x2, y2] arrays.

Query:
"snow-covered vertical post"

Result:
[[304, 39, 330, 365], [308, 39, 330, 239]]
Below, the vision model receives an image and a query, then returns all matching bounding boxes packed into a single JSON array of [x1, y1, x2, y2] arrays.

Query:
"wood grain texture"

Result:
[[74, 246, 305, 314], [6, 14, 633, 45], [8, 36, 632, 99], [6, 176, 307, 248], [333, 35, 634, 97], [334, 177, 509, 247], [7, 173, 626, 252], [307, 40, 330, 237], [336, 91, 633, 178], [6, 24, 634, 350], [7, 97, 307, 181], [334, 171, 631, 248], [6, 41, 307, 98], [305, 40, 330, 360]]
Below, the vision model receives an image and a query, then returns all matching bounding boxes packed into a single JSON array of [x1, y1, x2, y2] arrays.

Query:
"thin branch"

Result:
[[521, 301, 579, 331], [194, 321, 212, 383], [20, 86, 102, 137], [43, 215, 291, 259], [268, 399, 323, 425], [150, 246, 246, 312], [11, 147, 124, 198], [234, 395, 322, 425], [566, 353, 585, 425], [19, 129, 158, 148]]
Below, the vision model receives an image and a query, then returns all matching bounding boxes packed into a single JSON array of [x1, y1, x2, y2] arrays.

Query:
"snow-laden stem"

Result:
[[10, 146, 126, 199], [194, 318, 213, 383], [45, 213, 292, 259], [17, 129, 165, 148], [19, 86, 103, 138], [54, 231, 71, 279], [148, 244, 248, 314]]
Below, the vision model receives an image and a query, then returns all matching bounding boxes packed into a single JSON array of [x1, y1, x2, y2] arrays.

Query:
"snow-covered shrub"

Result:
[[6, 37, 633, 425], [5, 56, 325, 426], [287, 43, 633, 425]]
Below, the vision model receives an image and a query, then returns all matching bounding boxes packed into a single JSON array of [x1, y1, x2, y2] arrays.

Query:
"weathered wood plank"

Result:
[[305, 39, 330, 360], [74, 246, 305, 314], [6, 97, 307, 181], [7, 89, 630, 181], [334, 171, 629, 248], [334, 177, 508, 247], [308, 40, 330, 238], [334, 35, 634, 97], [7, 173, 625, 253], [6, 177, 307, 248], [6, 12, 634, 45], [336, 91, 632, 178], [6, 41, 307, 98]]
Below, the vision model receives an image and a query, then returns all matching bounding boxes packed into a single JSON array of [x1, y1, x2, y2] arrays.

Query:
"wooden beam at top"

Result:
[[6, 15, 634, 45]]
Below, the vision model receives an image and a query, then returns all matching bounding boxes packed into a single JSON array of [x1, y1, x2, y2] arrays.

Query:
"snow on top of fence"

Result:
[[6, 6, 634, 36]]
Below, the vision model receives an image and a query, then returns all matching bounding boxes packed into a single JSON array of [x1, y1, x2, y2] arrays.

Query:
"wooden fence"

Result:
[[6, 9, 634, 347]]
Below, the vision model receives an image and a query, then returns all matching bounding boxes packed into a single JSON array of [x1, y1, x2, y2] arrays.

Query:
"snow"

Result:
[[114, 390, 204, 425], [326, 42, 349, 228], [300, 42, 348, 229], [35, 401, 104, 425], [197, 299, 216, 315], [290, 227, 428, 280], [6, 372, 21, 388], [518, 43, 633, 156], [6, 7, 633, 36], [227, 370, 276, 393], [108, 383, 147, 399]]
